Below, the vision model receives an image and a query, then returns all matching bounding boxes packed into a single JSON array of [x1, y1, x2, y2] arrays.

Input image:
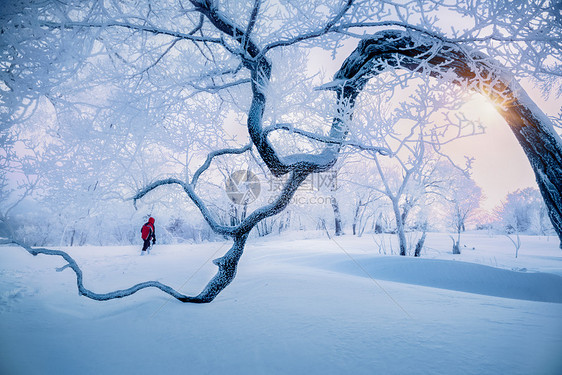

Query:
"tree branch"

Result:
[[264, 123, 392, 155], [191, 143, 252, 186], [40, 20, 223, 44], [241, 0, 262, 53], [188, 78, 252, 94], [132, 178, 234, 236], [4, 240, 205, 303]]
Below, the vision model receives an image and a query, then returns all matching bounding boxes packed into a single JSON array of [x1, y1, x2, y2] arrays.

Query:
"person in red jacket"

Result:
[[141, 217, 156, 254]]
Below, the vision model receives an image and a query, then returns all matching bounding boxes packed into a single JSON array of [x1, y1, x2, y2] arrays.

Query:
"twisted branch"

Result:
[[264, 123, 392, 156], [3, 239, 205, 303]]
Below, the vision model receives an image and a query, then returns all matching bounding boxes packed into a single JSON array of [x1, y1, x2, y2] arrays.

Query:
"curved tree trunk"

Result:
[[493, 83, 562, 248], [332, 30, 562, 247], [193, 233, 249, 302]]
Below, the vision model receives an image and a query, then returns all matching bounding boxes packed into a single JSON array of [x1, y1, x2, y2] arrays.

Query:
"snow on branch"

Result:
[[235, 170, 311, 234], [241, 0, 262, 52], [262, 20, 447, 55], [191, 143, 252, 186], [132, 178, 234, 236], [132, 143, 253, 236], [264, 123, 392, 156], [39, 20, 223, 44], [259, 0, 355, 56], [188, 78, 252, 94], [4, 239, 204, 303], [189, 0, 262, 61]]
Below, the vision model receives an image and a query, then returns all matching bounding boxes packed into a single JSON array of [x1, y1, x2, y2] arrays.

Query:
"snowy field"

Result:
[[1, 232, 561, 375]]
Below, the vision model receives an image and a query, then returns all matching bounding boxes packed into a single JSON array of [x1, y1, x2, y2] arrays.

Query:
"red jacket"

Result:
[[141, 218, 155, 240]]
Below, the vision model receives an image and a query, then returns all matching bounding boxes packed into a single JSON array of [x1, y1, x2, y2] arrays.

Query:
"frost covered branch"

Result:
[[40, 20, 222, 44], [188, 78, 252, 94], [264, 123, 392, 156], [132, 178, 233, 236], [4, 239, 205, 303], [191, 143, 253, 186]]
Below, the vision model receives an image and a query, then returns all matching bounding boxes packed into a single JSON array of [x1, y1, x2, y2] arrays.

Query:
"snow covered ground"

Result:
[[1, 232, 561, 375]]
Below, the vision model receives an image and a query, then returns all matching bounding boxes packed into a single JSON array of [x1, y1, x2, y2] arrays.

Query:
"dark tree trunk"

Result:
[[194, 234, 249, 303], [390, 200, 408, 256], [495, 89, 562, 248], [331, 195, 343, 236], [374, 213, 383, 234], [352, 199, 362, 235], [414, 230, 427, 257], [452, 241, 461, 255], [333, 30, 562, 249], [451, 231, 462, 255]]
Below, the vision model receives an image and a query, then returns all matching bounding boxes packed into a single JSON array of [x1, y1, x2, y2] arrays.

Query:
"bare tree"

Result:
[[439, 163, 483, 254], [368, 150, 446, 256]]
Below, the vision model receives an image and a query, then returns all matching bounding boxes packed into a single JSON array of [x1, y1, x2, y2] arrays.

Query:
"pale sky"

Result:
[[449, 82, 562, 211], [443, 95, 538, 211]]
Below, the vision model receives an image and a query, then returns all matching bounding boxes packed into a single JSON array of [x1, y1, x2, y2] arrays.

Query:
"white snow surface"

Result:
[[1, 231, 561, 375]]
